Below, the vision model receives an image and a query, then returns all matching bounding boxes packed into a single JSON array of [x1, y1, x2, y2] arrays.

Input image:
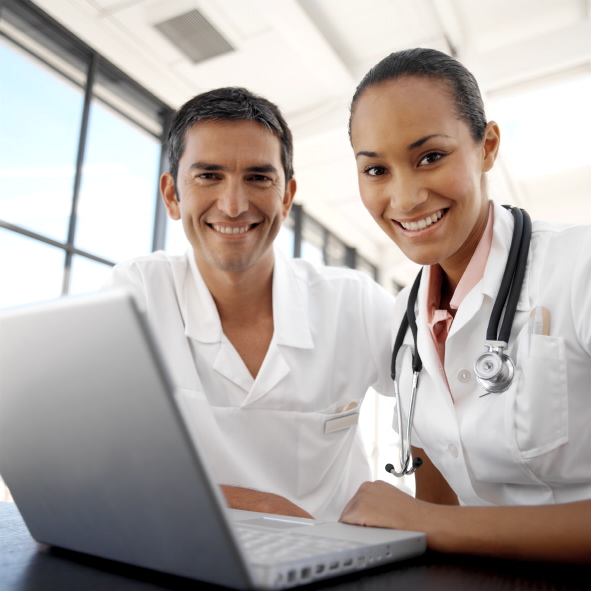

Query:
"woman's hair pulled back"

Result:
[[350, 48, 487, 143]]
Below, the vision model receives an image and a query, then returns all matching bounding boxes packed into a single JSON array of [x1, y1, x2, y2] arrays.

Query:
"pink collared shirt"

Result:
[[426, 202, 495, 368]]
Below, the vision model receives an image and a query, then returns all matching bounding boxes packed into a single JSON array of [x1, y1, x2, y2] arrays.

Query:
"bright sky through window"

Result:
[[491, 74, 591, 180]]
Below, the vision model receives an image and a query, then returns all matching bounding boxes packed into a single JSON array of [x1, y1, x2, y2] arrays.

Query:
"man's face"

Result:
[[162, 120, 295, 275]]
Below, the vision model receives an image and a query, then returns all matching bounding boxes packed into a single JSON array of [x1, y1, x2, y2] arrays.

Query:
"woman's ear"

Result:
[[482, 121, 501, 172]]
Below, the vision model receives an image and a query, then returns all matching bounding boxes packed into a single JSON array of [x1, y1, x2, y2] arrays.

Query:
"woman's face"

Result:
[[350, 76, 499, 281]]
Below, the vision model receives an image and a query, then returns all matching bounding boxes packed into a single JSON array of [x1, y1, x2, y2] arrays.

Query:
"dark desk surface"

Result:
[[1, 502, 589, 591]]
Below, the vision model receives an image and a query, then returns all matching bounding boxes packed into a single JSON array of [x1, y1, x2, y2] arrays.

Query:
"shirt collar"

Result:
[[449, 201, 495, 309], [183, 246, 314, 349], [424, 201, 494, 319]]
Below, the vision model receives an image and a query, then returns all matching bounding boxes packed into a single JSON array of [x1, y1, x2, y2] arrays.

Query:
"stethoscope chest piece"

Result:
[[474, 341, 514, 395]]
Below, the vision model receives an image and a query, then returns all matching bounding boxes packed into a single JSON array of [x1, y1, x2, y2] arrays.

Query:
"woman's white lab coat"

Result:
[[393, 201, 591, 506]]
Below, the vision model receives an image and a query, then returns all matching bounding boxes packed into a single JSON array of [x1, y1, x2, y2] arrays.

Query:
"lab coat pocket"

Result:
[[514, 335, 568, 458], [296, 405, 368, 505]]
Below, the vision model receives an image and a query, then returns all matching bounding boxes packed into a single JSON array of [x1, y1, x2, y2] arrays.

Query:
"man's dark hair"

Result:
[[167, 87, 294, 187], [350, 48, 487, 143]]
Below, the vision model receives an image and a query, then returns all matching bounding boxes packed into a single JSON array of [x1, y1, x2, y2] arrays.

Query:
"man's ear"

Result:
[[482, 121, 501, 173], [160, 172, 180, 220], [281, 178, 297, 221]]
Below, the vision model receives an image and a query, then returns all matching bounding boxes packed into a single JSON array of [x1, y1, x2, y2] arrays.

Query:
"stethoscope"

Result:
[[385, 206, 532, 477]]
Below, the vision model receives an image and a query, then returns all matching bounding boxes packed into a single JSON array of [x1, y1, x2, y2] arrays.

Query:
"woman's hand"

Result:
[[339, 480, 432, 531], [340, 480, 591, 564]]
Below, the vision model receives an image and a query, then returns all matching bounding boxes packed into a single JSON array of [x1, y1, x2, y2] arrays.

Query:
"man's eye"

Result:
[[198, 173, 218, 180], [363, 166, 386, 176], [418, 152, 444, 166], [250, 174, 271, 182]]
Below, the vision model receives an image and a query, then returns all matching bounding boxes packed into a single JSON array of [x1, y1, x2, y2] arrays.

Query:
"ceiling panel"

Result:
[[28, 0, 591, 286]]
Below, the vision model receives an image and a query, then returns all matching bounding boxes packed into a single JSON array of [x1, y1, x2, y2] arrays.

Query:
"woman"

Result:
[[340, 48, 591, 563]]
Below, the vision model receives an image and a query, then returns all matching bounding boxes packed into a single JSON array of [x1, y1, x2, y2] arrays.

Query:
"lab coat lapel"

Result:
[[241, 342, 291, 406], [182, 252, 254, 391], [416, 268, 455, 411], [241, 249, 314, 407], [157, 251, 207, 392]]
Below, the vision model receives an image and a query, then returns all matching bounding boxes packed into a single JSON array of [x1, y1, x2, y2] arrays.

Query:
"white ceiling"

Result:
[[32, 0, 591, 287]]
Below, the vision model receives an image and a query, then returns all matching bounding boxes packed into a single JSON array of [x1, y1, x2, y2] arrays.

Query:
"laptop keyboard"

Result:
[[234, 522, 361, 561]]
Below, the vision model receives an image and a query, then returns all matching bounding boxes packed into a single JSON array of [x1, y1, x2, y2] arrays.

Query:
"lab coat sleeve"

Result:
[[571, 225, 591, 356], [361, 278, 397, 397]]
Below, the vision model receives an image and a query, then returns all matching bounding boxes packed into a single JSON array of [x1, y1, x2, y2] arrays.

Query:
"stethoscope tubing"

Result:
[[388, 205, 531, 477]]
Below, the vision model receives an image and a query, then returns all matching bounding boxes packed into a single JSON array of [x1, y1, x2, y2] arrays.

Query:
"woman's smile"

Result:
[[395, 208, 447, 232]]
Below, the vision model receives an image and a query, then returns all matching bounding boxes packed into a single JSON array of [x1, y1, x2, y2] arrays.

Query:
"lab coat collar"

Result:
[[181, 247, 314, 349], [271, 247, 315, 349], [480, 201, 530, 313]]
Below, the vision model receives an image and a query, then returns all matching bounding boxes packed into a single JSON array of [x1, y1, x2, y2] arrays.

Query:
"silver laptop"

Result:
[[0, 289, 426, 589]]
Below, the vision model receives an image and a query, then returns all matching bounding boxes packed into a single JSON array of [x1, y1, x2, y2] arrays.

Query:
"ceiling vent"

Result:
[[154, 8, 234, 64]]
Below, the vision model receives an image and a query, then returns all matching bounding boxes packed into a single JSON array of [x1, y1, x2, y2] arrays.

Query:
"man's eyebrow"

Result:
[[189, 162, 224, 171], [187, 163, 279, 174], [407, 134, 452, 151], [245, 164, 279, 175]]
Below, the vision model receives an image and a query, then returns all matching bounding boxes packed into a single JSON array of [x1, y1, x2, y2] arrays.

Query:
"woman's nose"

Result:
[[389, 175, 428, 213]]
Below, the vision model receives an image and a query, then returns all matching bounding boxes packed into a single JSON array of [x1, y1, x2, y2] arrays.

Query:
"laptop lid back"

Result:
[[0, 289, 253, 589]]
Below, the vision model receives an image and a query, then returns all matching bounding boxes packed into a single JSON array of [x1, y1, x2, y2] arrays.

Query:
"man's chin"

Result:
[[197, 248, 274, 275]]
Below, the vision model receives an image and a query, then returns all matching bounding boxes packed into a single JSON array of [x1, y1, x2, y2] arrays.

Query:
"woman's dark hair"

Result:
[[167, 87, 294, 186], [350, 48, 487, 143]]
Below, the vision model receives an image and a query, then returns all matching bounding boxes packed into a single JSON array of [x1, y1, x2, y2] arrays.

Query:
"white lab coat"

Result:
[[105, 247, 395, 520], [393, 201, 591, 506]]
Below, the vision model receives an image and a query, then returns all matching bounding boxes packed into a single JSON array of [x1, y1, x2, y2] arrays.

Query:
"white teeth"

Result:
[[212, 224, 251, 234], [399, 210, 444, 231]]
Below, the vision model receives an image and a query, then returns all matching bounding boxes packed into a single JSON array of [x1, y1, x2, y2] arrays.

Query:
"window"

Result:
[[490, 71, 591, 179], [0, 0, 172, 306], [0, 39, 83, 243], [0, 0, 172, 499]]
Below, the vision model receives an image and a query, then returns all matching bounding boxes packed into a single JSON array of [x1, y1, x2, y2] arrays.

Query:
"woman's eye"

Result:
[[364, 166, 386, 176], [419, 152, 444, 166]]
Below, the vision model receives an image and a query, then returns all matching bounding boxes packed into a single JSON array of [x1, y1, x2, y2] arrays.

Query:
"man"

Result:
[[105, 87, 395, 521]]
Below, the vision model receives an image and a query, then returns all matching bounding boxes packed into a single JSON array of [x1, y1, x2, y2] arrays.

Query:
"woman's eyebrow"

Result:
[[407, 134, 452, 151], [355, 134, 453, 159], [355, 150, 379, 159]]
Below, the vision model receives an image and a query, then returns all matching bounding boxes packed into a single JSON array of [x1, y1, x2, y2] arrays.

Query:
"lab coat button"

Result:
[[447, 444, 458, 458], [458, 370, 471, 382]]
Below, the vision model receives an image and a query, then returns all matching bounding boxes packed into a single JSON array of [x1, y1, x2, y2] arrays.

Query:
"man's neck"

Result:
[[194, 251, 275, 378], [196, 252, 274, 322]]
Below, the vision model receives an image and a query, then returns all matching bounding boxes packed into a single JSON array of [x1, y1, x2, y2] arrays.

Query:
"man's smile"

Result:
[[208, 222, 260, 235]]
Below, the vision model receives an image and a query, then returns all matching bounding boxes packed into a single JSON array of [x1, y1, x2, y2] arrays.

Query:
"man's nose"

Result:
[[217, 181, 249, 218]]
